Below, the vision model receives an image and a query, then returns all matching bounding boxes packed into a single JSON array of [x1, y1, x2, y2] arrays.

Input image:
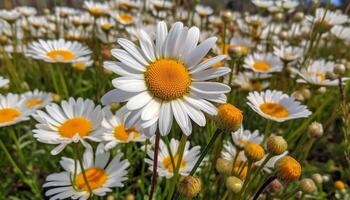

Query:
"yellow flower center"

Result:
[[145, 59, 191, 101], [118, 14, 134, 24], [73, 62, 87, 71], [114, 124, 139, 142], [253, 61, 271, 71], [162, 154, 187, 172], [58, 117, 93, 138], [25, 98, 43, 108], [47, 50, 76, 62], [89, 7, 106, 16], [0, 108, 21, 124], [101, 23, 112, 31], [312, 72, 326, 81], [249, 81, 262, 91], [231, 45, 250, 56], [75, 167, 108, 191], [260, 102, 289, 118]]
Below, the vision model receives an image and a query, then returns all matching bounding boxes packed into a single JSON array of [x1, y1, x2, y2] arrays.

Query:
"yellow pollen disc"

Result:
[[253, 61, 271, 71], [0, 108, 21, 124], [47, 50, 76, 62], [25, 98, 43, 108], [260, 102, 289, 118], [162, 154, 187, 172], [145, 59, 191, 101], [89, 8, 106, 16], [58, 117, 92, 138], [75, 167, 108, 191], [118, 14, 134, 24], [73, 62, 87, 71], [313, 72, 326, 81], [231, 45, 250, 55], [114, 124, 139, 142]]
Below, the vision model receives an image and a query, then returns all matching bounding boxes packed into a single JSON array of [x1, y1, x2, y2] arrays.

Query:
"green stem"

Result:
[[76, 143, 93, 197]]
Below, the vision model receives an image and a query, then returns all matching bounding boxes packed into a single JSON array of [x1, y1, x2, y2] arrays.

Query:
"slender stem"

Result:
[[149, 131, 161, 200], [75, 143, 93, 197], [190, 129, 222, 175], [263, 120, 273, 143], [238, 162, 253, 198], [252, 175, 277, 200], [221, 190, 229, 200]]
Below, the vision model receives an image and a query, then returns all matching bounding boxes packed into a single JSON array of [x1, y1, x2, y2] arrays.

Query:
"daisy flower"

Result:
[[21, 89, 52, 110], [247, 90, 312, 122], [72, 57, 94, 71], [0, 93, 33, 127], [255, 151, 288, 173], [251, 0, 274, 8], [231, 72, 270, 91], [229, 35, 255, 56], [101, 21, 231, 136], [145, 138, 201, 178], [118, 0, 142, 10], [306, 8, 348, 28], [43, 143, 129, 200], [296, 59, 350, 86], [0, 9, 21, 22], [83, 0, 110, 17], [273, 45, 304, 63], [243, 53, 283, 73], [113, 13, 136, 26], [17, 6, 37, 17], [195, 5, 213, 17], [96, 17, 115, 32], [26, 39, 92, 63], [0, 76, 9, 88], [221, 141, 246, 162], [331, 25, 350, 41], [99, 107, 147, 150], [231, 127, 263, 149], [32, 98, 104, 155], [151, 0, 173, 11]]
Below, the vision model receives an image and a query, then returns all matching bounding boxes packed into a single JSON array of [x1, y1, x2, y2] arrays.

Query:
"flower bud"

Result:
[[275, 156, 301, 182], [335, 180, 346, 190], [267, 179, 283, 193], [334, 64, 346, 75], [52, 94, 61, 102], [221, 10, 233, 23], [125, 194, 135, 200], [244, 143, 265, 162], [308, 122, 323, 138], [226, 176, 243, 193], [214, 103, 243, 133], [311, 173, 323, 184], [300, 178, 316, 194], [326, 71, 337, 80], [216, 158, 232, 175], [293, 12, 304, 22], [107, 195, 114, 200], [178, 176, 202, 198], [300, 88, 311, 100], [292, 91, 304, 102], [266, 135, 288, 155], [317, 87, 327, 94]]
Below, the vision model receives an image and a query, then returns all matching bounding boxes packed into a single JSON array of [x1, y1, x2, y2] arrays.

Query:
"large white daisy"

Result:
[[296, 59, 350, 86], [32, 98, 104, 155], [145, 138, 201, 178], [101, 21, 231, 136], [0, 93, 33, 127], [243, 53, 283, 74], [247, 90, 312, 122], [26, 39, 92, 63], [43, 144, 129, 200]]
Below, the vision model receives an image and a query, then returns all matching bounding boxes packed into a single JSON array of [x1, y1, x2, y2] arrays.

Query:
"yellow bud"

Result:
[[216, 158, 232, 175], [214, 103, 243, 133], [300, 178, 316, 194], [311, 173, 323, 184], [275, 156, 301, 182], [335, 180, 346, 190], [244, 143, 265, 162], [226, 176, 243, 193], [308, 122, 323, 138], [266, 135, 288, 155], [178, 176, 202, 198]]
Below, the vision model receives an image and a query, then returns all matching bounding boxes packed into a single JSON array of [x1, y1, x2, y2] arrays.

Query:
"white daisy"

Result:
[[96, 17, 115, 32], [72, 57, 94, 71], [331, 25, 350, 41], [247, 90, 312, 122], [221, 141, 246, 163], [113, 13, 136, 26], [0, 76, 9, 88], [296, 59, 350, 86], [118, 0, 142, 10], [243, 53, 283, 73], [26, 39, 92, 63], [43, 143, 129, 200], [83, 0, 110, 17], [229, 35, 255, 56], [0, 93, 33, 127], [0, 9, 21, 22], [231, 72, 270, 91], [101, 21, 231, 136], [251, 0, 274, 8], [17, 6, 37, 17], [231, 127, 263, 149], [273, 45, 304, 63], [195, 5, 213, 17], [255, 151, 288, 173], [151, 0, 173, 10], [306, 8, 348, 27], [32, 98, 104, 155], [98, 107, 147, 150], [145, 138, 201, 178], [21, 89, 52, 110]]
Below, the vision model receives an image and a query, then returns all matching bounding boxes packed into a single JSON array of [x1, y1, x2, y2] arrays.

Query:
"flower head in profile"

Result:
[[273, 45, 303, 63], [247, 90, 312, 122], [43, 144, 129, 200], [98, 107, 147, 150], [145, 138, 201, 178], [102, 21, 231, 136], [244, 53, 283, 74], [21, 89, 52, 110], [231, 127, 263, 149], [32, 98, 103, 155], [0, 93, 33, 127], [231, 72, 270, 91], [0, 76, 9, 88], [296, 59, 350, 86], [306, 8, 348, 31], [84, 0, 110, 17], [26, 39, 92, 63]]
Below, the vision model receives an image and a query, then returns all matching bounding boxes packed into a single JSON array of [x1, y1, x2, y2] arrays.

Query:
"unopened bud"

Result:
[[294, 12, 304, 22], [311, 173, 323, 184], [308, 122, 323, 138], [125, 194, 135, 200], [317, 87, 327, 94], [226, 176, 243, 193], [216, 158, 232, 175], [244, 143, 265, 162], [268, 179, 283, 193], [334, 64, 346, 75], [178, 176, 202, 198], [267, 135, 288, 155], [300, 178, 316, 194]]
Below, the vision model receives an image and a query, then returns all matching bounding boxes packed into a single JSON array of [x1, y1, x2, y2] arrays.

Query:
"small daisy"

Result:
[[26, 39, 92, 63], [151, 0, 173, 11], [84, 0, 110, 17], [273, 45, 304, 63], [231, 72, 270, 91], [331, 25, 350, 41], [21, 89, 52, 110], [243, 53, 283, 73], [195, 5, 213, 17], [221, 141, 247, 162], [255, 151, 288, 173], [43, 143, 129, 200], [32, 98, 104, 155], [102, 21, 231, 136], [231, 127, 263, 149], [145, 138, 201, 178], [72, 57, 94, 71], [229, 35, 255, 56], [118, 0, 142, 10], [17, 6, 37, 17], [99, 107, 146, 150], [296, 59, 350, 86], [306, 8, 348, 28], [0, 9, 21, 22], [251, 0, 274, 8], [113, 13, 136, 26], [0, 76, 9, 88], [247, 90, 312, 122], [0, 93, 33, 127]]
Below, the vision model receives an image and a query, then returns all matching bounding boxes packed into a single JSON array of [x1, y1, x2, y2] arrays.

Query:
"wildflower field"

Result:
[[1, 0, 350, 199]]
